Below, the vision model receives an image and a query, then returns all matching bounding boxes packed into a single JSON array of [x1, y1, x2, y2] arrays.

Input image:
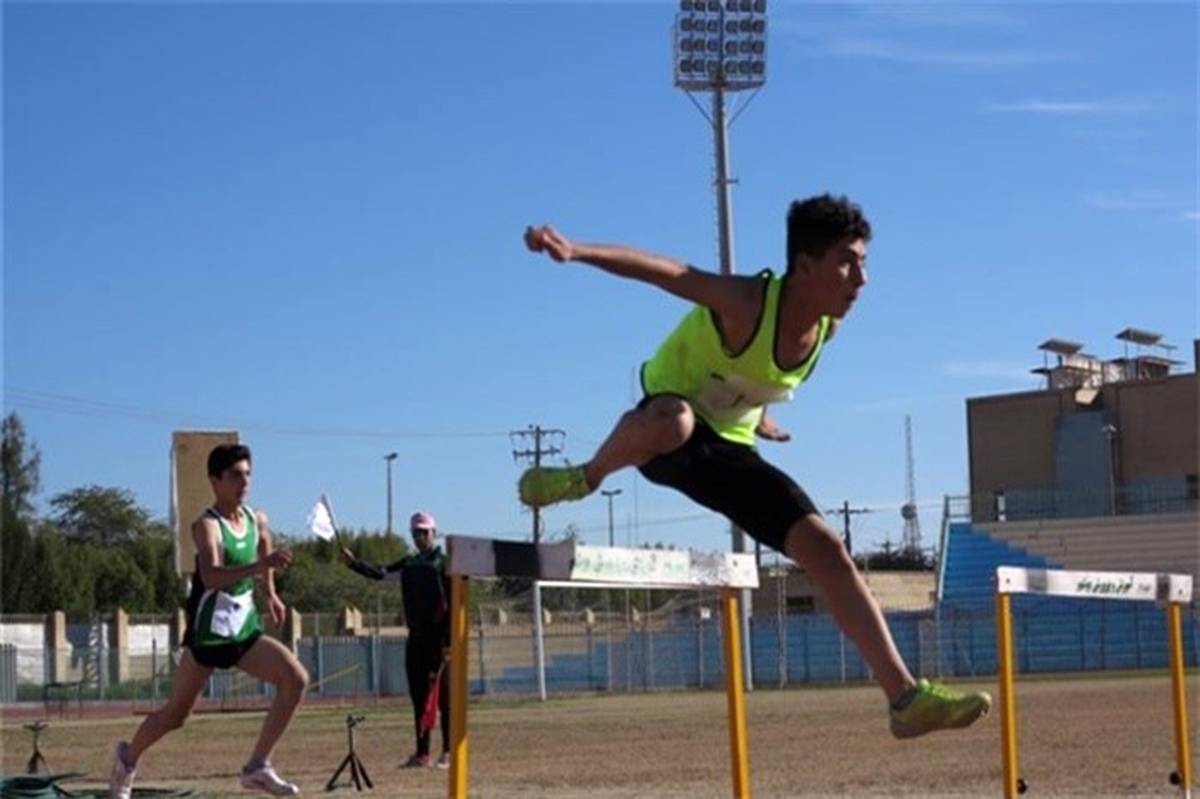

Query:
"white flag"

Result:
[[307, 494, 338, 541]]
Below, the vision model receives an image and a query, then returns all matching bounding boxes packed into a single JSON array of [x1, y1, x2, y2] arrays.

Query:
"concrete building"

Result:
[[754, 565, 935, 616], [966, 330, 1198, 522]]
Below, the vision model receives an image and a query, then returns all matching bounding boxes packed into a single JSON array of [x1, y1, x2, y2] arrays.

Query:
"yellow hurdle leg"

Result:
[[448, 575, 469, 799], [1167, 603, 1193, 796], [721, 588, 751, 799], [996, 592, 1020, 798]]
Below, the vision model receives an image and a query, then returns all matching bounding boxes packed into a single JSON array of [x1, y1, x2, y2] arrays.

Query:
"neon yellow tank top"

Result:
[[640, 270, 830, 446]]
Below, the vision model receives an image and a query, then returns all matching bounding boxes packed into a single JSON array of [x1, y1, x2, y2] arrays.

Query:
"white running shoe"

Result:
[[241, 762, 301, 796], [108, 741, 136, 799]]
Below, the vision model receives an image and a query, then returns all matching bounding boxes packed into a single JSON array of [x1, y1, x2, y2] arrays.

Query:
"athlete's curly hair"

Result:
[[786, 194, 872, 272]]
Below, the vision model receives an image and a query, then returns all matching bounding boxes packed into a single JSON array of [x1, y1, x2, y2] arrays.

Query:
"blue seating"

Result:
[[940, 522, 1060, 608], [936, 522, 1198, 675]]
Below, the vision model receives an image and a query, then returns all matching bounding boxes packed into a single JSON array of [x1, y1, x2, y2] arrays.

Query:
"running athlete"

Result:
[[109, 444, 309, 797]]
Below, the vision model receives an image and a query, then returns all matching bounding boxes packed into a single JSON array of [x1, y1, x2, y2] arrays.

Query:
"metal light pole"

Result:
[[509, 426, 565, 702], [600, 488, 623, 693], [1101, 425, 1119, 515], [601, 489, 623, 547], [673, 0, 768, 692], [384, 452, 398, 535]]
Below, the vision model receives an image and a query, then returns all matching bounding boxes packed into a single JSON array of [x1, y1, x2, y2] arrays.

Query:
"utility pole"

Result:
[[509, 424, 566, 701], [510, 425, 565, 544], [826, 501, 871, 556]]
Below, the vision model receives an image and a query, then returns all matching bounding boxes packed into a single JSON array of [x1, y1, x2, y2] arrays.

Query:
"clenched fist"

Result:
[[524, 224, 575, 263]]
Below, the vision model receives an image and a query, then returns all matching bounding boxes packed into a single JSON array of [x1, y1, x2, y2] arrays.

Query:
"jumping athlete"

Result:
[[518, 195, 991, 739]]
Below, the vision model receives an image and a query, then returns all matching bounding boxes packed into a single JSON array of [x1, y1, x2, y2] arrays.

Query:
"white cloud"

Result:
[[852, 4, 1023, 29], [847, 392, 968, 414], [847, 396, 922, 414], [772, 6, 1059, 71], [943, 361, 1034, 382], [825, 37, 1063, 68], [985, 99, 1152, 114], [1083, 190, 1181, 212], [1182, 210, 1200, 221]]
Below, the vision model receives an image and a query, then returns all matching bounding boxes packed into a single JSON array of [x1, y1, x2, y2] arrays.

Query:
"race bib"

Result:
[[693, 372, 793, 424], [209, 590, 253, 638]]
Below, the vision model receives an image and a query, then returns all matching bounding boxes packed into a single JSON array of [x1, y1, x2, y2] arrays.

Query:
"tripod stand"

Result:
[[24, 720, 49, 774], [326, 714, 373, 792]]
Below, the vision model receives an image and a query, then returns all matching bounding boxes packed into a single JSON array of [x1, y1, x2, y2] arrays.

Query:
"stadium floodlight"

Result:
[[673, 0, 766, 91]]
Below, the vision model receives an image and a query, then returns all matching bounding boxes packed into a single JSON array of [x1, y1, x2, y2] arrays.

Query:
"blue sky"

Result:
[[4, 1, 1196, 557]]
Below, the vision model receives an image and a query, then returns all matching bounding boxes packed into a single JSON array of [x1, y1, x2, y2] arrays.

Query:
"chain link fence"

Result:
[[4, 597, 1196, 708]]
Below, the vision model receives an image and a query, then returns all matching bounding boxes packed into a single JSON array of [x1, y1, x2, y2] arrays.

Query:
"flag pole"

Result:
[[308, 494, 346, 550]]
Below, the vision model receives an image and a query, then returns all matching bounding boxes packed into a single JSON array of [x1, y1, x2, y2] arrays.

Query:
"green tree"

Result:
[[26, 531, 94, 617], [343, 529, 409, 566], [128, 535, 186, 611], [272, 529, 412, 622], [50, 485, 162, 545], [1, 412, 40, 519], [1, 499, 35, 611], [91, 547, 155, 612]]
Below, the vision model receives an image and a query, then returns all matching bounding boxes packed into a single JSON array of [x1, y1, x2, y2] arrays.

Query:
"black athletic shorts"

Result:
[[635, 395, 820, 553], [185, 632, 262, 670]]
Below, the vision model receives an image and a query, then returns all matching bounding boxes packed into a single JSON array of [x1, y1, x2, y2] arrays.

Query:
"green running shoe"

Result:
[[889, 678, 992, 739], [518, 466, 592, 508]]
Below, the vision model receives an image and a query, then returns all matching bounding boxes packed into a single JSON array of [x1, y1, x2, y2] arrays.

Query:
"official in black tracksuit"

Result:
[[342, 511, 450, 769]]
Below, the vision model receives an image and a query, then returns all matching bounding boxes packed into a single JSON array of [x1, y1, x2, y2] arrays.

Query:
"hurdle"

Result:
[[994, 566, 1194, 798], [445, 535, 760, 799]]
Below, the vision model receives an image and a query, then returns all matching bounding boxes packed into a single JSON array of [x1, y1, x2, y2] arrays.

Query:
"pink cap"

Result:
[[409, 511, 437, 532]]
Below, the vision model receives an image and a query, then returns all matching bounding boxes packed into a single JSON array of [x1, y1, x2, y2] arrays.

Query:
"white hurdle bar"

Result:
[[445, 535, 760, 799], [994, 566, 1195, 799]]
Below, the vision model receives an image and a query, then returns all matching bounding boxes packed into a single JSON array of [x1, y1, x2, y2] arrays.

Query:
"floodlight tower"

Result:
[[673, 0, 768, 691]]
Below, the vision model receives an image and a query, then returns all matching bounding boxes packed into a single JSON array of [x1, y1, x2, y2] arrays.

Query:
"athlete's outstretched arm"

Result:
[[340, 547, 405, 583], [524, 224, 740, 315]]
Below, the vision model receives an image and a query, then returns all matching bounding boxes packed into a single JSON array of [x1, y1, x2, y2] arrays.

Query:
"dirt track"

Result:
[[2, 673, 1196, 797]]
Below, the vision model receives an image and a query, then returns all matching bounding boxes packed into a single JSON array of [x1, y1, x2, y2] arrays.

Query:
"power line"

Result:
[[5, 386, 510, 440]]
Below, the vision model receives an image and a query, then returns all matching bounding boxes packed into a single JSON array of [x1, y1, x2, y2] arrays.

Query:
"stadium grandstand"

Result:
[[935, 330, 1198, 675]]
